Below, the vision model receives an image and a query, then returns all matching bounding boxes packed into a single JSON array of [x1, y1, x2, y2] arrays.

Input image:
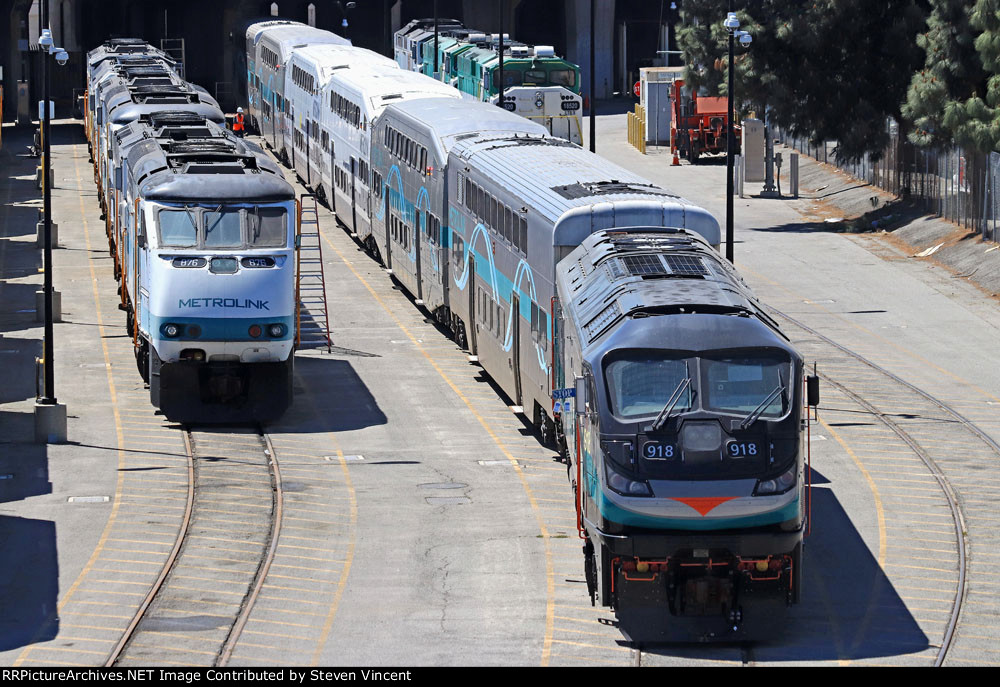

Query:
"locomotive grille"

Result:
[[584, 302, 622, 343]]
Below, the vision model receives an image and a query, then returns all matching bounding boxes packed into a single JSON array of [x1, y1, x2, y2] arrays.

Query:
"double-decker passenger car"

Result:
[[244, 20, 351, 161]]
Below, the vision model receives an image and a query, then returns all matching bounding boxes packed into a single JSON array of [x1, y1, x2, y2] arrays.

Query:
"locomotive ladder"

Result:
[[295, 194, 332, 352]]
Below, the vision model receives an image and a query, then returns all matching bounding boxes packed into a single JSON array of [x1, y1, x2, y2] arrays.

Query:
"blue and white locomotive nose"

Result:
[[145, 203, 296, 365]]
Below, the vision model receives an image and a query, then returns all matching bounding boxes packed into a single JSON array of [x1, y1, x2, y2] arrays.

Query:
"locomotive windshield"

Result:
[[603, 351, 792, 422], [156, 204, 289, 249], [701, 354, 789, 418], [605, 354, 693, 420], [549, 69, 577, 88]]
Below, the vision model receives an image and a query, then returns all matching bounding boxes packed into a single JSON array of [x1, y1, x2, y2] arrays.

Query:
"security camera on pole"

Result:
[[34, 2, 69, 445], [724, 8, 752, 264]]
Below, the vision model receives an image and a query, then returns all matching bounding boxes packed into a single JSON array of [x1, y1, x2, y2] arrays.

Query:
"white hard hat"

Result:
[[237, 107, 244, 113]]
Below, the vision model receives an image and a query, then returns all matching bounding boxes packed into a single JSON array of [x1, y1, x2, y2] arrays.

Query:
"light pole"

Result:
[[589, 0, 595, 153], [724, 10, 751, 264], [35, 1, 69, 444]]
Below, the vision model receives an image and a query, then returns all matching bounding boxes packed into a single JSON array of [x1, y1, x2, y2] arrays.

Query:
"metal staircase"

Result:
[[295, 194, 332, 352]]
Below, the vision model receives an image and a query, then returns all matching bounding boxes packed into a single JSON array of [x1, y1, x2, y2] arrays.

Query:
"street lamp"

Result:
[[724, 11, 751, 264], [35, 9, 69, 444]]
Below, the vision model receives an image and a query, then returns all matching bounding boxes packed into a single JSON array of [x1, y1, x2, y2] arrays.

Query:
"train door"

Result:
[[511, 293, 523, 407], [271, 92, 278, 150], [415, 209, 424, 303], [468, 257, 478, 355], [383, 191, 392, 270], [305, 120, 312, 187], [350, 157, 357, 232], [330, 142, 337, 216]]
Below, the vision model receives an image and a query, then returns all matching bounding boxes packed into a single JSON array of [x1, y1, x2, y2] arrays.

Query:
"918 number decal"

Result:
[[642, 441, 676, 460], [728, 441, 760, 457]]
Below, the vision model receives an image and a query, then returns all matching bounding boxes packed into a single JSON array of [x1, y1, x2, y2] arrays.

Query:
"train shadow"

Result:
[[277, 355, 387, 433], [631, 480, 928, 661], [0, 515, 59, 651]]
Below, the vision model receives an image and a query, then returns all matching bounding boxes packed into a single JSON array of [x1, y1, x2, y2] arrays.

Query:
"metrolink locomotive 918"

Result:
[[240, 20, 816, 636], [556, 229, 817, 640], [86, 40, 298, 422]]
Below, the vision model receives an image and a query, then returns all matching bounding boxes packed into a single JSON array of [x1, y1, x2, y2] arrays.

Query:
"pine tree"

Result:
[[677, 1, 926, 161], [949, 0, 1000, 152], [902, 0, 987, 149]]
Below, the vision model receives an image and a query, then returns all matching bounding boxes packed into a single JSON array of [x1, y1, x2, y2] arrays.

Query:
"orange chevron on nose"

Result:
[[670, 497, 738, 516]]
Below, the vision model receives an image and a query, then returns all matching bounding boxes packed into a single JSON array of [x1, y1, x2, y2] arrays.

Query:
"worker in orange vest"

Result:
[[233, 107, 246, 137]]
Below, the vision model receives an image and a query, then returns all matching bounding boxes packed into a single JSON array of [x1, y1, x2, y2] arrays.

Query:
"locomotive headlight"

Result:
[[162, 323, 181, 338], [268, 323, 285, 338], [605, 460, 652, 498], [754, 466, 797, 496]]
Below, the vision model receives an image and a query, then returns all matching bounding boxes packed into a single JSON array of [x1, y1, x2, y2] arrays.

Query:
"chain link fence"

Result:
[[777, 125, 999, 243]]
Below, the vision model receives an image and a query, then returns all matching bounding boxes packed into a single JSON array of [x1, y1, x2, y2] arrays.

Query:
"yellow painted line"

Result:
[[273, 552, 345, 564], [59, 612, 133, 620], [820, 418, 886, 664], [249, 605, 326, 618], [264, 572, 337, 584], [106, 538, 174, 546], [241, 628, 313, 641], [232, 640, 311, 653], [278, 542, 349, 553], [257, 594, 328, 607], [553, 625, 619, 639], [553, 615, 604, 626], [550, 638, 630, 653], [42, 635, 116, 644], [168, 584, 245, 597], [320, 221, 556, 665], [186, 536, 261, 548], [28, 646, 109, 656], [77, 588, 146, 598], [130, 643, 216, 657], [549, 653, 625, 666], [269, 562, 339, 573], [885, 563, 956, 573], [57, 623, 127, 633], [22, 659, 93, 667], [147, 608, 233, 619]]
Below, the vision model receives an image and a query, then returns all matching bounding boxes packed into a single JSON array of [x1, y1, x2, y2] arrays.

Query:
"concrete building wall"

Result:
[[564, 0, 614, 101]]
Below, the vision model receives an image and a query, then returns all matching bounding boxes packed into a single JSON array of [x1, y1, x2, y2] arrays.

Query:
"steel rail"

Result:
[[104, 428, 196, 666], [105, 424, 282, 666], [771, 308, 973, 667], [218, 427, 284, 665]]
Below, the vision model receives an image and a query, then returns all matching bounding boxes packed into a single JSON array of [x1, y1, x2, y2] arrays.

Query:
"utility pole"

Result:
[[589, 0, 595, 153], [497, 1, 504, 107], [726, 5, 735, 263], [384, 0, 391, 57], [35, 0, 68, 443], [41, 0, 55, 406]]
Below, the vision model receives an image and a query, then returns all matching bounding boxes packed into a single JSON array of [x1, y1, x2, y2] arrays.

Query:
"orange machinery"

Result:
[[671, 79, 741, 163]]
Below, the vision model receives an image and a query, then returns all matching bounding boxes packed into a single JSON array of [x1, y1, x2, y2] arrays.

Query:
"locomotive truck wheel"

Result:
[[790, 542, 803, 605]]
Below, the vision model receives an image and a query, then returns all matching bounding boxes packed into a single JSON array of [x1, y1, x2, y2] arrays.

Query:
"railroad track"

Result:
[[770, 308, 988, 666], [105, 425, 282, 666]]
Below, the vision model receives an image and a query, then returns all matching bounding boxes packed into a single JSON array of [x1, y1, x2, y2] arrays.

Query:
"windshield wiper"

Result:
[[651, 375, 692, 432], [739, 373, 786, 430]]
